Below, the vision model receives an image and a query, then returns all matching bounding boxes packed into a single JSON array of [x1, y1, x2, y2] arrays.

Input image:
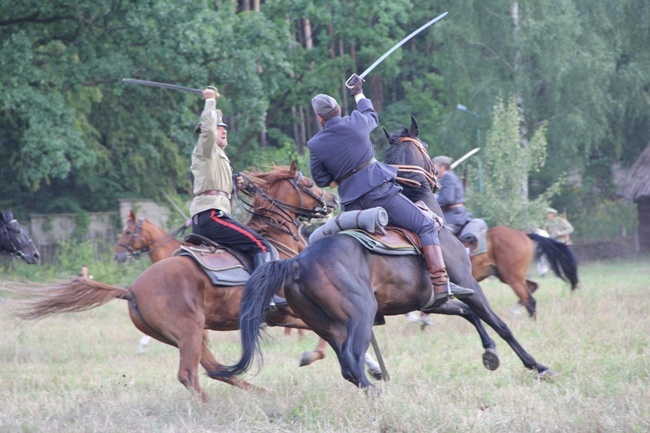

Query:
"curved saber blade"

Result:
[[451, 147, 481, 169], [359, 11, 448, 80], [122, 78, 203, 95]]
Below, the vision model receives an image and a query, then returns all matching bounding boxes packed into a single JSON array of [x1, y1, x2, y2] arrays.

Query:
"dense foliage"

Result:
[[1, 0, 648, 230]]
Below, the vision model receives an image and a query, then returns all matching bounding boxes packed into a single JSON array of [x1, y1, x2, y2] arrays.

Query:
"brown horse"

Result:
[[212, 137, 557, 390], [5, 162, 338, 400], [382, 117, 578, 319], [210, 216, 557, 390], [113, 210, 189, 352], [469, 226, 578, 318], [0, 209, 40, 264], [113, 210, 185, 264]]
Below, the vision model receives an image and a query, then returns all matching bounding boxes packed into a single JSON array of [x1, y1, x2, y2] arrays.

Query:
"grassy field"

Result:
[[1, 256, 648, 432]]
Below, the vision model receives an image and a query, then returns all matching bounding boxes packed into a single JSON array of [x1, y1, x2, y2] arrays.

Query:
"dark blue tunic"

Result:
[[436, 169, 472, 235], [308, 98, 439, 246]]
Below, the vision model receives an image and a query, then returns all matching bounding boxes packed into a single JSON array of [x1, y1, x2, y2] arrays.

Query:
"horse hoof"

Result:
[[299, 351, 313, 367], [482, 348, 500, 371], [368, 368, 383, 381], [537, 368, 558, 380]]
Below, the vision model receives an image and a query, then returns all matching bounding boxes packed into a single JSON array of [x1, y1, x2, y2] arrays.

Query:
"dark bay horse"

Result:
[[0, 209, 40, 264], [384, 117, 578, 318], [211, 134, 557, 391], [5, 162, 338, 400]]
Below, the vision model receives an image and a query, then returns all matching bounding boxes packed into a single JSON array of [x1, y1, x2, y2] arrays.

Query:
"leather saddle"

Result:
[[174, 234, 259, 286], [339, 226, 422, 256]]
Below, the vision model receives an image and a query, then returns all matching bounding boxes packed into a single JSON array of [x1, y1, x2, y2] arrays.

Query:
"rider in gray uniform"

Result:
[[307, 75, 473, 307], [432, 156, 472, 236]]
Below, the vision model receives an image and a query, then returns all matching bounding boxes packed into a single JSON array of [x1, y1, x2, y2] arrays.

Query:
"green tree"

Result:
[[466, 95, 561, 229]]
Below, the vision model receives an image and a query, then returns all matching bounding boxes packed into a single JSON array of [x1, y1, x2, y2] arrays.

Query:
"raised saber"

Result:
[[122, 78, 217, 96], [451, 147, 480, 170], [346, 11, 448, 87]]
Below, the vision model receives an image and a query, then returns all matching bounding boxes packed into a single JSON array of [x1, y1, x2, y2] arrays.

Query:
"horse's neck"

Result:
[[247, 216, 306, 258], [145, 225, 182, 263]]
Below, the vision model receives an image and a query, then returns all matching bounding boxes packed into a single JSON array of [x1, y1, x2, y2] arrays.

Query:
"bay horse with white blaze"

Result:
[[383, 116, 578, 318], [5, 162, 337, 400]]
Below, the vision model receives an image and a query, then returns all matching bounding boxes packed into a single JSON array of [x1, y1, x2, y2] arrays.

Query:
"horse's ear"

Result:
[[290, 160, 299, 173], [383, 127, 392, 144], [409, 115, 419, 138], [129, 210, 136, 221]]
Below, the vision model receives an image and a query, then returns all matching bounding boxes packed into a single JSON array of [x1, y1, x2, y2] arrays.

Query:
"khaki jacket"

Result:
[[546, 216, 574, 244], [189, 99, 233, 217]]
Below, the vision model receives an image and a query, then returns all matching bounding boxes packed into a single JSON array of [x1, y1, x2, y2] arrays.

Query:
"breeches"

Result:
[[191, 209, 270, 255], [345, 181, 438, 246]]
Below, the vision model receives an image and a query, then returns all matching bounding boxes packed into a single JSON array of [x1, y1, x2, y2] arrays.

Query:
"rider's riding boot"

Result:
[[254, 252, 288, 308], [422, 244, 474, 308]]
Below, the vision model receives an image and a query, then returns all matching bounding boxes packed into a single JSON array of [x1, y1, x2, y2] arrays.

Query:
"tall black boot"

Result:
[[422, 244, 474, 308]]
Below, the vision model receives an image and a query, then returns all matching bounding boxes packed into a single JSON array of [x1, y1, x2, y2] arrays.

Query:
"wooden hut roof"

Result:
[[619, 143, 650, 202]]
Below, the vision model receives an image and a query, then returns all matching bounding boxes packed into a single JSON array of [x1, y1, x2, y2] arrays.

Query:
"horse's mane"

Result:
[[243, 165, 295, 190]]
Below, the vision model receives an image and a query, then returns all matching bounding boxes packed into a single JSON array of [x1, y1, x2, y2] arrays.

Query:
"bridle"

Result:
[[388, 136, 440, 191], [116, 218, 180, 261], [237, 171, 333, 254], [0, 218, 34, 260]]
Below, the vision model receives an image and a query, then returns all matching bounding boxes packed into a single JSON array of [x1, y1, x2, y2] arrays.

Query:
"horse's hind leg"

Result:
[[199, 331, 266, 393], [504, 278, 536, 319]]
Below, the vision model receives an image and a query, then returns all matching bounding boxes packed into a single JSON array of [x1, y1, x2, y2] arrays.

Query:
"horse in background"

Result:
[[113, 210, 188, 352], [383, 116, 578, 319], [113, 210, 186, 264], [5, 162, 338, 400], [0, 209, 40, 265]]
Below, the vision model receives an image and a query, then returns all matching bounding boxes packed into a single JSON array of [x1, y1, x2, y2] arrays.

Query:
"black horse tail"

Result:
[[207, 259, 294, 380], [527, 233, 579, 290]]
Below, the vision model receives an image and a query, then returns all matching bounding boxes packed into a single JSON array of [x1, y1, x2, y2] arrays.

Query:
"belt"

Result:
[[198, 189, 231, 200], [335, 158, 377, 186], [441, 203, 464, 211]]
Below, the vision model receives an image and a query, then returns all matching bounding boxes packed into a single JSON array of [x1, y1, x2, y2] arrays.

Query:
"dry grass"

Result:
[[1, 256, 649, 432]]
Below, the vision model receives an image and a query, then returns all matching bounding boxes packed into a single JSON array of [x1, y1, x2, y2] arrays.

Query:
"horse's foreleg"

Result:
[[424, 299, 500, 370], [463, 294, 554, 377], [176, 329, 209, 401]]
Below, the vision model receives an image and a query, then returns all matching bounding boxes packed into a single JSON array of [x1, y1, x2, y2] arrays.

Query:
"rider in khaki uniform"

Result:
[[544, 208, 574, 244], [190, 87, 272, 271]]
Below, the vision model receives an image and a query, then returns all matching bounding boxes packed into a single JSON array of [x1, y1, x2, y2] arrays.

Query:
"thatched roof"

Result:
[[619, 143, 650, 202]]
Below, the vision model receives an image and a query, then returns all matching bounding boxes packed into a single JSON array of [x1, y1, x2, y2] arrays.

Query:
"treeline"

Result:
[[1, 0, 648, 227]]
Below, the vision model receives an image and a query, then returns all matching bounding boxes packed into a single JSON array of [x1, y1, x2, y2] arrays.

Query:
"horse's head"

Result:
[[382, 116, 440, 205], [113, 210, 149, 263], [0, 209, 40, 264], [242, 160, 338, 221]]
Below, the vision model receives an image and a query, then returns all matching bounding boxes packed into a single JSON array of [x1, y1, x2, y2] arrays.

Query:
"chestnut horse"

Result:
[[0, 209, 40, 264], [113, 210, 185, 264], [5, 162, 338, 400], [382, 117, 578, 319], [113, 210, 187, 352]]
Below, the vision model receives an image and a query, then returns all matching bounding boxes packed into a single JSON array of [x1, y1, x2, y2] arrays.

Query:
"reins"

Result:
[[117, 218, 183, 260], [388, 136, 440, 191], [236, 171, 329, 243]]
